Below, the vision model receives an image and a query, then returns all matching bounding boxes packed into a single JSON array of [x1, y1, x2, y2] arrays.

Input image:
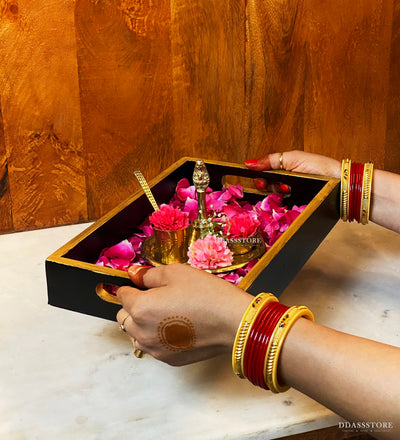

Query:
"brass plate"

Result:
[[141, 234, 266, 274]]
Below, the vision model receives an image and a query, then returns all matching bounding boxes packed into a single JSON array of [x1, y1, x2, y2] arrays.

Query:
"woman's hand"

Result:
[[245, 150, 341, 178], [116, 264, 253, 366]]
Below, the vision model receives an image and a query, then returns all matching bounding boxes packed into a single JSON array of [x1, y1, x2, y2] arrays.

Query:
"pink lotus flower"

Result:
[[187, 235, 233, 270], [149, 204, 189, 231]]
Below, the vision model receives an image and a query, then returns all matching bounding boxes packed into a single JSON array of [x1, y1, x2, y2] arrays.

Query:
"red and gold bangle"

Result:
[[341, 159, 374, 224], [355, 162, 365, 223], [233, 294, 315, 394], [340, 159, 351, 221], [360, 162, 374, 225], [232, 293, 278, 378], [245, 302, 289, 389], [244, 302, 276, 386], [254, 303, 289, 388], [264, 305, 314, 393]]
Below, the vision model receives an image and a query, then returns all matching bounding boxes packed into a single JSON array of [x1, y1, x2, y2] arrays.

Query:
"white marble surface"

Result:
[[0, 221, 399, 440]]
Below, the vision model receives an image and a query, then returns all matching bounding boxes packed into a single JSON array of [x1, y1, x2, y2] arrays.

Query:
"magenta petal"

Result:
[[142, 225, 154, 237], [228, 184, 243, 199], [245, 259, 259, 271], [176, 178, 190, 191], [96, 256, 110, 266], [206, 197, 226, 212], [222, 205, 242, 219], [177, 185, 196, 201], [272, 210, 286, 222], [221, 272, 240, 282], [260, 193, 284, 212], [103, 239, 135, 260], [293, 204, 307, 213], [128, 235, 144, 253], [183, 197, 198, 213], [109, 258, 131, 270]]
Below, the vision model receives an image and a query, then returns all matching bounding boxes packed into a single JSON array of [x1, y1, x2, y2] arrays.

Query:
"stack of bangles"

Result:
[[232, 293, 314, 393], [340, 159, 374, 224]]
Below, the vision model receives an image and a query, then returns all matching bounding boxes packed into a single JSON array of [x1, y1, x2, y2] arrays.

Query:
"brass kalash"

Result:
[[140, 160, 266, 273]]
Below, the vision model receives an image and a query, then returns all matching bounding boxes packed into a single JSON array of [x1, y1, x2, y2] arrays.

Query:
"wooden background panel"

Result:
[[302, 0, 393, 167], [1, 0, 400, 234], [75, 0, 174, 220], [171, 0, 246, 162], [246, 0, 306, 158], [0, 98, 13, 232], [385, 0, 400, 173], [0, 0, 87, 231]]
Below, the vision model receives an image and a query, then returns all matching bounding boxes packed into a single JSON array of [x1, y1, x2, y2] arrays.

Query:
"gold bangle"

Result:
[[360, 162, 374, 225], [340, 159, 351, 221], [264, 305, 314, 393], [232, 293, 278, 378]]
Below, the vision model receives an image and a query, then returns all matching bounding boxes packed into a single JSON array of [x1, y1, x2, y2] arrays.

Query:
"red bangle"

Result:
[[348, 162, 354, 222], [348, 162, 364, 223], [355, 163, 364, 223], [254, 304, 289, 388], [244, 302, 289, 389], [251, 304, 281, 388], [354, 163, 360, 222], [244, 302, 274, 381]]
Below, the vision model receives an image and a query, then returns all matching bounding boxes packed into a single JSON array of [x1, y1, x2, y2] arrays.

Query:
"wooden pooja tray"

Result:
[[46, 158, 340, 321]]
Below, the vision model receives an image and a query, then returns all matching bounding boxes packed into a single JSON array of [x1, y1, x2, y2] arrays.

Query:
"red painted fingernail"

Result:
[[280, 183, 291, 193], [128, 265, 151, 277], [255, 179, 267, 190], [245, 159, 258, 167]]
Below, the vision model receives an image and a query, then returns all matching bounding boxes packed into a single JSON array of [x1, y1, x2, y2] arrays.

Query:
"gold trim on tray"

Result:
[[96, 283, 122, 305]]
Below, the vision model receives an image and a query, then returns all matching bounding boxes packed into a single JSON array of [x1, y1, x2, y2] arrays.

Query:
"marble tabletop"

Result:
[[1, 220, 399, 440]]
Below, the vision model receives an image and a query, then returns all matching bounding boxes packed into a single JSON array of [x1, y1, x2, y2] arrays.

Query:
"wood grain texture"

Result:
[[246, 0, 306, 158], [171, 0, 246, 162], [1, 0, 400, 233], [385, 0, 400, 173], [75, 0, 174, 220], [0, 0, 87, 231], [302, 0, 393, 167], [0, 97, 13, 232]]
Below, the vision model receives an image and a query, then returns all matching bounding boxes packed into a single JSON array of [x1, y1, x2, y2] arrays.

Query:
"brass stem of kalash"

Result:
[[188, 160, 212, 246]]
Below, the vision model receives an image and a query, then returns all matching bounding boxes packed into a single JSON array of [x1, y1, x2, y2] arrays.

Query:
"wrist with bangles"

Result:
[[232, 292, 314, 392], [340, 159, 374, 224], [232, 158, 374, 391]]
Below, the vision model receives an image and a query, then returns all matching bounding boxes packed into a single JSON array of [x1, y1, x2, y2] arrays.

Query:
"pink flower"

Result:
[[149, 204, 189, 231], [222, 208, 260, 239], [187, 235, 233, 270]]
